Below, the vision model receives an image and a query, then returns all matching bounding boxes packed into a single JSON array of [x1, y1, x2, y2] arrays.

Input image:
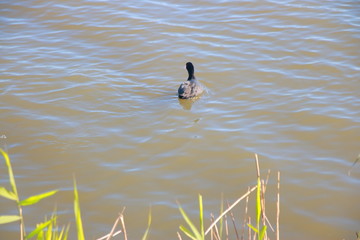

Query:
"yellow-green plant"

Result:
[[247, 154, 268, 240], [142, 207, 152, 240], [178, 194, 205, 240], [73, 178, 85, 240], [0, 148, 59, 240], [25, 211, 69, 240], [0, 148, 151, 240], [247, 177, 267, 240], [178, 154, 275, 240]]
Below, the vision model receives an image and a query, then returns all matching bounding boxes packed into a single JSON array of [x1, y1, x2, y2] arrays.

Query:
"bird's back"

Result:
[[178, 80, 203, 99], [177, 62, 204, 99]]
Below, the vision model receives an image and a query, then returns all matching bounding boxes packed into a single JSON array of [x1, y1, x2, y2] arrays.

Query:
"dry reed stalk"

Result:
[[119, 213, 127, 240], [263, 178, 274, 233], [225, 214, 229, 240], [264, 170, 271, 193], [97, 210, 124, 240], [255, 154, 260, 179], [97, 230, 122, 240], [205, 185, 257, 235], [209, 216, 214, 240], [264, 215, 275, 233], [260, 179, 268, 240], [104, 214, 122, 240], [277, 171, 280, 240], [209, 216, 215, 240], [256, 154, 269, 240], [20, 207, 24, 240], [263, 170, 272, 230], [177, 231, 183, 240], [211, 213, 221, 240], [260, 179, 266, 226], [242, 186, 250, 240], [214, 224, 221, 240], [227, 201, 240, 240]]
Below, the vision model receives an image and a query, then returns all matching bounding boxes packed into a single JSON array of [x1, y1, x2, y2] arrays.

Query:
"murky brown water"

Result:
[[1, 0, 360, 239]]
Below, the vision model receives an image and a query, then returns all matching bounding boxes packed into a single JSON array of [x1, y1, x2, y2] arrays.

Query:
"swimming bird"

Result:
[[178, 62, 204, 99]]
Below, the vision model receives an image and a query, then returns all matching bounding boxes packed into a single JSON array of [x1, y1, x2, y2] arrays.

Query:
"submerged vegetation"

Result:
[[1, 148, 280, 239]]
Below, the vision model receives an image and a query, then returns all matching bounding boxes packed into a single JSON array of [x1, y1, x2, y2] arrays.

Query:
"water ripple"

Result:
[[1, 0, 359, 239]]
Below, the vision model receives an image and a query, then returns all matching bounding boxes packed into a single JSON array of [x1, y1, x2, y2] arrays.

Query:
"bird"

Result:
[[178, 62, 204, 99]]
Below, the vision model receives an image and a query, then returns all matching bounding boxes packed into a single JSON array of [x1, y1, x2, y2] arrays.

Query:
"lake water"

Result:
[[1, 0, 359, 239]]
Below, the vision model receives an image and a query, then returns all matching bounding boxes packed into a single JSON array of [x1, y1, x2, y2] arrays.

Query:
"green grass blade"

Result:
[[256, 177, 261, 228], [198, 195, 204, 239], [45, 217, 53, 240], [57, 227, 63, 240], [0, 215, 21, 224], [259, 225, 267, 240], [219, 194, 224, 239], [141, 207, 152, 240], [0, 149, 19, 199], [36, 230, 44, 240], [65, 224, 70, 240], [0, 186, 17, 201], [247, 223, 258, 233], [25, 218, 54, 239], [178, 203, 203, 240], [59, 224, 70, 240], [179, 225, 197, 240], [73, 178, 85, 240], [19, 190, 58, 206]]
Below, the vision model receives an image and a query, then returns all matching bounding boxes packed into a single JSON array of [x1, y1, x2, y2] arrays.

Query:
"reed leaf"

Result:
[[25, 218, 54, 239], [178, 203, 203, 240], [259, 226, 267, 240], [46, 217, 53, 240], [198, 194, 204, 239], [256, 177, 261, 228], [247, 223, 258, 233], [0, 215, 21, 224], [179, 225, 197, 240], [0, 149, 19, 199], [73, 178, 85, 240], [1, 148, 24, 239], [0, 186, 17, 201], [19, 190, 58, 206], [218, 195, 224, 239], [141, 208, 152, 240], [58, 224, 70, 240]]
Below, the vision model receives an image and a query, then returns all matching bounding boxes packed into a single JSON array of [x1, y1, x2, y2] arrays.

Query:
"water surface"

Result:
[[1, 0, 360, 239]]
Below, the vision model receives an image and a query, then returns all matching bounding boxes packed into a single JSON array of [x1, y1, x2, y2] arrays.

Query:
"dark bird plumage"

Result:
[[178, 62, 204, 99]]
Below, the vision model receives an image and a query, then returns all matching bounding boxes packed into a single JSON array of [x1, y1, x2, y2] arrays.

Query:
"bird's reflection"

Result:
[[178, 97, 198, 110]]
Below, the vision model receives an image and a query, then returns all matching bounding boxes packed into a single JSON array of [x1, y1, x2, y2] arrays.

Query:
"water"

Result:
[[1, 0, 360, 239]]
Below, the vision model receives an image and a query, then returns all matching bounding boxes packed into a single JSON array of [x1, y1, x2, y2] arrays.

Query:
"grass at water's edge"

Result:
[[0, 149, 277, 240], [176, 154, 279, 240]]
